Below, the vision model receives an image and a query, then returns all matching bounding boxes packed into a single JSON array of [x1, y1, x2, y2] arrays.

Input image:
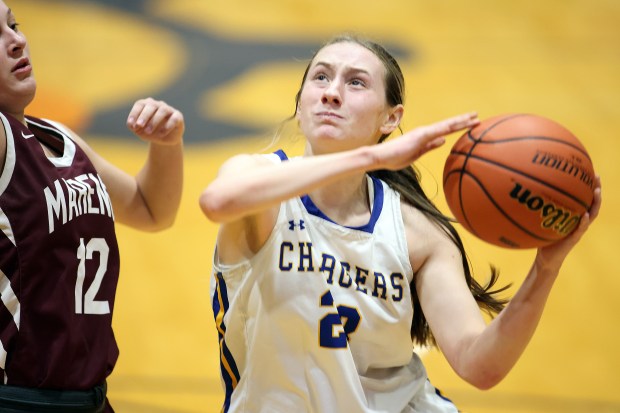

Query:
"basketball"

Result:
[[442, 113, 595, 249]]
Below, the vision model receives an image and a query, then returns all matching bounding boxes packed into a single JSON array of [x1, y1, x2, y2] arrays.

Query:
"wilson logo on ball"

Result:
[[509, 182, 581, 236]]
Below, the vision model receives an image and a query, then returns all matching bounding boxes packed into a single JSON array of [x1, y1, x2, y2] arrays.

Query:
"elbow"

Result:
[[199, 187, 234, 223], [461, 368, 506, 391], [139, 211, 178, 233], [470, 377, 502, 391], [447, 334, 512, 391], [452, 352, 507, 390], [153, 214, 177, 232]]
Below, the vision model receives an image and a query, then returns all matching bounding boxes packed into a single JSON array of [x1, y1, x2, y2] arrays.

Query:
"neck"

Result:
[[4, 110, 27, 126], [2, 92, 35, 126], [14, 113, 27, 126], [307, 173, 372, 227]]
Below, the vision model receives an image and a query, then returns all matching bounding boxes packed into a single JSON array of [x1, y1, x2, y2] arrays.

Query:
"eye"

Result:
[[9, 22, 20, 32], [350, 78, 366, 87], [315, 73, 328, 82]]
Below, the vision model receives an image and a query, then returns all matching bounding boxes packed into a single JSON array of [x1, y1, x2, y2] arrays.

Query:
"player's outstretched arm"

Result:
[[72, 98, 185, 231], [200, 112, 478, 224]]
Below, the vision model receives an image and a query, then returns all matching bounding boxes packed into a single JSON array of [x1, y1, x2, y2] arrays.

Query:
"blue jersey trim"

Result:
[[273, 149, 288, 161], [301, 176, 384, 234], [429, 379, 456, 406], [212, 272, 240, 412], [273, 149, 384, 234]]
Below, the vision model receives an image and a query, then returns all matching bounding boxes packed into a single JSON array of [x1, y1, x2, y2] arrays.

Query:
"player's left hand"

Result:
[[536, 175, 602, 267], [126, 97, 185, 146]]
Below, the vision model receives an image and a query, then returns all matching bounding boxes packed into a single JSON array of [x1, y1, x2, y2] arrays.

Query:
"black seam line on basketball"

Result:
[[463, 113, 551, 151], [448, 153, 591, 210], [478, 114, 526, 141], [460, 128, 486, 215], [444, 155, 590, 210], [457, 117, 525, 224], [458, 152, 469, 226], [449, 153, 591, 209], [466, 128, 479, 143], [445, 169, 554, 243], [458, 117, 524, 191], [447, 134, 484, 238], [454, 135, 592, 160]]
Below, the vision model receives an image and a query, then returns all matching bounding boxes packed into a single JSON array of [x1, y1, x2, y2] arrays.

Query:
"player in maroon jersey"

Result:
[[0, 2, 184, 412]]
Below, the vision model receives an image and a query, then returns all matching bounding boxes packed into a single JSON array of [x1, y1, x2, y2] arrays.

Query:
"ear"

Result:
[[379, 104, 404, 135]]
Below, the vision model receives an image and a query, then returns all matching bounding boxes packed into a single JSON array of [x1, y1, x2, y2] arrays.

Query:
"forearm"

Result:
[[200, 146, 374, 223], [134, 141, 184, 230], [458, 255, 561, 389]]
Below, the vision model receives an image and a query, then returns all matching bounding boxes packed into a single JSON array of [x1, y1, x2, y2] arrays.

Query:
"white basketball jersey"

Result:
[[211, 150, 458, 413]]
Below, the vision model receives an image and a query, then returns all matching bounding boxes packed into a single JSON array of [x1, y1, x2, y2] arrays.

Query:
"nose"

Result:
[[321, 79, 342, 106], [8, 31, 27, 57]]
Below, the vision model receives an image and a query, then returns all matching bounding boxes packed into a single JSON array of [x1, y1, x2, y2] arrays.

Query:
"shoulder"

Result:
[[42, 119, 104, 166], [43, 119, 83, 146], [220, 154, 274, 173], [218, 151, 285, 175], [400, 201, 461, 273], [32, 117, 91, 153]]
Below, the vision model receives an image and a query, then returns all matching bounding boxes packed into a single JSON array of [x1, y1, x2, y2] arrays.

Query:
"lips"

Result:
[[12, 58, 30, 73], [316, 111, 343, 120]]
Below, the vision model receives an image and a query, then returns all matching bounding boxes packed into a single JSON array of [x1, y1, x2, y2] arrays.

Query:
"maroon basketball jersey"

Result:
[[0, 112, 120, 389]]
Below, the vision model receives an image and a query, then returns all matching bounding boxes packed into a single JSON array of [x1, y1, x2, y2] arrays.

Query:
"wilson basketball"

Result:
[[443, 113, 595, 249]]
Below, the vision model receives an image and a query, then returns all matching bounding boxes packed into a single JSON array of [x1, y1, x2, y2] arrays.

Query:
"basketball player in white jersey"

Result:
[[0, 2, 184, 411], [199, 35, 601, 412]]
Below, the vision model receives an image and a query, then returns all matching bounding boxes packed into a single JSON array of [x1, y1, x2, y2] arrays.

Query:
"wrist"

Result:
[[352, 145, 380, 172], [533, 250, 564, 280]]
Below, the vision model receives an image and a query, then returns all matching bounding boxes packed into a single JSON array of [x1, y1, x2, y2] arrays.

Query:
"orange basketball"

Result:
[[443, 113, 595, 249]]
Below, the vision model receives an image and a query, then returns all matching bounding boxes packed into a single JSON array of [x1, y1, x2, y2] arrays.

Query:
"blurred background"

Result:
[[13, 0, 619, 412]]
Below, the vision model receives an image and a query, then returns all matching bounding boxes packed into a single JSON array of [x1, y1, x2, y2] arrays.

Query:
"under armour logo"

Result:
[[288, 220, 305, 230]]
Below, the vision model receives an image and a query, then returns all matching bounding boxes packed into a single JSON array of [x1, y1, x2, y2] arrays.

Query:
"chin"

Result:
[[19, 88, 37, 111], [312, 134, 346, 147], [314, 125, 346, 139]]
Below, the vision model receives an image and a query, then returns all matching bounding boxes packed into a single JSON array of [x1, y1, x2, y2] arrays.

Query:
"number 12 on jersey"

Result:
[[75, 238, 110, 315]]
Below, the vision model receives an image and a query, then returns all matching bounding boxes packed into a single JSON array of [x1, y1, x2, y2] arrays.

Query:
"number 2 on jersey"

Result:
[[75, 238, 110, 315], [319, 290, 361, 348]]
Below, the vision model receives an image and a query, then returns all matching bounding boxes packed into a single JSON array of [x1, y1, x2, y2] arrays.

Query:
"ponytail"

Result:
[[370, 167, 510, 346]]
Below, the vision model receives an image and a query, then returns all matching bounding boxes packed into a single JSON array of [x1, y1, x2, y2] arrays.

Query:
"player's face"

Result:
[[296, 42, 395, 155], [0, 1, 36, 115]]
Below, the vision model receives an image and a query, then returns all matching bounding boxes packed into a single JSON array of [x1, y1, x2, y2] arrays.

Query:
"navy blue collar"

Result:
[[274, 150, 384, 234]]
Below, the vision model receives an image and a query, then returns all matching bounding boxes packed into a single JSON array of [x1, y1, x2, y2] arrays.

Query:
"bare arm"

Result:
[[412, 177, 602, 389], [200, 112, 480, 224], [71, 98, 184, 231]]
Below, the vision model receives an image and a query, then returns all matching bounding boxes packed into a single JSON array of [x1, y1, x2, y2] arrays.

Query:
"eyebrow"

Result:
[[313, 61, 371, 77]]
